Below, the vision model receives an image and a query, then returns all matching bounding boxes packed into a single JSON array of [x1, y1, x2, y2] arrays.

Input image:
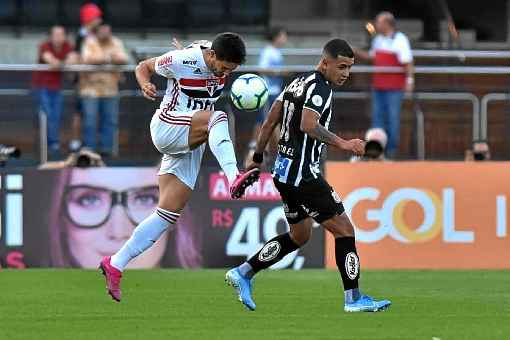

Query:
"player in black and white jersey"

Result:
[[226, 39, 391, 313]]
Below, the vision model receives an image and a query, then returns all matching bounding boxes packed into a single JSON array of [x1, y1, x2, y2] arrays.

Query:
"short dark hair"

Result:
[[323, 39, 354, 59], [211, 32, 246, 64], [267, 26, 286, 42]]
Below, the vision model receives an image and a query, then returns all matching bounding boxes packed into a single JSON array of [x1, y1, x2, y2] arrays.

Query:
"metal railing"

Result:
[[134, 47, 510, 61], [0, 88, 147, 164], [480, 93, 510, 141], [332, 92, 479, 160], [1, 63, 507, 162], [2, 88, 478, 162], [7, 64, 510, 74]]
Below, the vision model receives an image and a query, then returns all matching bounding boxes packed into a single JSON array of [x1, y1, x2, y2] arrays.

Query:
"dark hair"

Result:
[[211, 32, 246, 64], [267, 26, 286, 42], [323, 39, 354, 59]]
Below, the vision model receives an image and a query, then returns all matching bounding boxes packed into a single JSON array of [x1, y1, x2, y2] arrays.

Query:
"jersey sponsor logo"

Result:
[[158, 56, 172, 66], [345, 252, 359, 280], [193, 68, 202, 74], [182, 59, 198, 66], [258, 240, 281, 262], [277, 144, 295, 157], [274, 154, 292, 181], [312, 94, 323, 107], [186, 97, 214, 111]]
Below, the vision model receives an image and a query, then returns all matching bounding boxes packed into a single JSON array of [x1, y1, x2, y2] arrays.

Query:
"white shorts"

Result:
[[150, 111, 205, 189]]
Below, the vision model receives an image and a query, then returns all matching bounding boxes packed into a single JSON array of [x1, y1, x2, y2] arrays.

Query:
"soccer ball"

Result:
[[230, 74, 269, 111]]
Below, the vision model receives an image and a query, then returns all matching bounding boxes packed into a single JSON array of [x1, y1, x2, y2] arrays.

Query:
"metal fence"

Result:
[[1, 63, 509, 166]]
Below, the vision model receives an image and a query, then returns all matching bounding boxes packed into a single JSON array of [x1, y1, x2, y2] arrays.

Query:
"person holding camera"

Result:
[[465, 140, 491, 161], [351, 128, 387, 162]]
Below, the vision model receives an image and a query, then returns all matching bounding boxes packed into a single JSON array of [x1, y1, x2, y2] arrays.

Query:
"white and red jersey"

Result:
[[154, 45, 226, 117], [369, 31, 413, 90]]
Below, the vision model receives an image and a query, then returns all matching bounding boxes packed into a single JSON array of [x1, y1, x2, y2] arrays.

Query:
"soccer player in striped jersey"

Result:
[[99, 33, 259, 302], [226, 39, 392, 312]]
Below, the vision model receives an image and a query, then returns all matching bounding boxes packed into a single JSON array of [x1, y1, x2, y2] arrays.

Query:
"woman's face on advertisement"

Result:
[[64, 168, 167, 268]]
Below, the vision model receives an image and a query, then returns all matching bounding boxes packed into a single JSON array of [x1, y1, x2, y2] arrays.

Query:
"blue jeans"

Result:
[[35, 88, 63, 150], [81, 96, 119, 154], [371, 90, 404, 157]]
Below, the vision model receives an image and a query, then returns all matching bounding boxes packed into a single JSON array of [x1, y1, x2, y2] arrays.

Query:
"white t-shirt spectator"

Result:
[[369, 32, 412, 90]]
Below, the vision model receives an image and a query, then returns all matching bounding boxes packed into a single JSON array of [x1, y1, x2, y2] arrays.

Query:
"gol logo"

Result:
[[343, 187, 475, 244]]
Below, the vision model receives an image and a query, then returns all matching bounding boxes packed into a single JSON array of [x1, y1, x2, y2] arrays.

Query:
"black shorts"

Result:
[[273, 176, 345, 225]]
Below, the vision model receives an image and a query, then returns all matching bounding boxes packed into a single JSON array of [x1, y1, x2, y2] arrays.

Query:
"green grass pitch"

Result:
[[1, 269, 508, 340]]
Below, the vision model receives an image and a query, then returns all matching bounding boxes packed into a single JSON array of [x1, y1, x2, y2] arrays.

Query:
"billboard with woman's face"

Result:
[[51, 168, 170, 268], [0, 167, 324, 269]]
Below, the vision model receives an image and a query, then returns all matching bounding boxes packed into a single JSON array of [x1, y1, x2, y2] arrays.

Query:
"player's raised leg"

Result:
[[100, 173, 191, 302], [321, 213, 391, 312], [188, 109, 260, 199], [226, 219, 312, 310]]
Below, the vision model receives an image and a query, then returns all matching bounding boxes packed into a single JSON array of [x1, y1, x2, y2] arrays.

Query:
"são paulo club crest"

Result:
[[206, 79, 220, 96]]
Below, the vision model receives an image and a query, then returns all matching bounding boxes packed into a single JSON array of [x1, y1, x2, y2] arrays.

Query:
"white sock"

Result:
[[208, 111, 239, 185], [110, 208, 179, 271]]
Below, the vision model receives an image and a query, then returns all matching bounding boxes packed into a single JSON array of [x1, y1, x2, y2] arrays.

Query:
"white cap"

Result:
[[365, 128, 388, 148]]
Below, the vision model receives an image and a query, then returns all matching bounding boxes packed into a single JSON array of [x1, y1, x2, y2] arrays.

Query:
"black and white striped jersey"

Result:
[[272, 70, 333, 186]]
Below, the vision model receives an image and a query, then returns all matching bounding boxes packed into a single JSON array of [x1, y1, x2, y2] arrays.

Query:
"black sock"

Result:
[[335, 236, 360, 291], [247, 233, 299, 273]]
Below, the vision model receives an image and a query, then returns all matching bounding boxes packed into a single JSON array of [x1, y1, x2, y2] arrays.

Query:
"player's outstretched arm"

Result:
[[247, 99, 283, 170], [256, 99, 283, 154], [135, 57, 158, 101], [300, 108, 365, 156]]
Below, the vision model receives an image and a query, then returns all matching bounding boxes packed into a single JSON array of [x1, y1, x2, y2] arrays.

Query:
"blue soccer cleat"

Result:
[[344, 295, 391, 312], [225, 268, 256, 311]]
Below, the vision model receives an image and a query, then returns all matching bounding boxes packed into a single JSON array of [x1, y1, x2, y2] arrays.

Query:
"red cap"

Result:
[[80, 3, 102, 26]]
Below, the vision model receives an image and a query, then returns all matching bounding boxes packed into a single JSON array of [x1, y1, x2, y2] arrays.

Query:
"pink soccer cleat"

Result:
[[99, 256, 122, 302], [230, 168, 260, 199]]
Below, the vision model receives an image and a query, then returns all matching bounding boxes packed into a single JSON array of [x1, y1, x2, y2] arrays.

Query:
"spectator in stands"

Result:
[[465, 140, 491, 161], [32, 26, 79, 158], [39, 148, 105, 169], [70, 2, 103, 152], [79, 24, 128, 157], [351, 128, 387, 162], [77, 2, 103, 53], [245, 26, 288, 167], [355, 12, 414, 159]]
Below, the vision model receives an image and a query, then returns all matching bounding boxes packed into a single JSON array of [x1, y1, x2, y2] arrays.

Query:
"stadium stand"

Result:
[[2, 0, 510, 164]]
